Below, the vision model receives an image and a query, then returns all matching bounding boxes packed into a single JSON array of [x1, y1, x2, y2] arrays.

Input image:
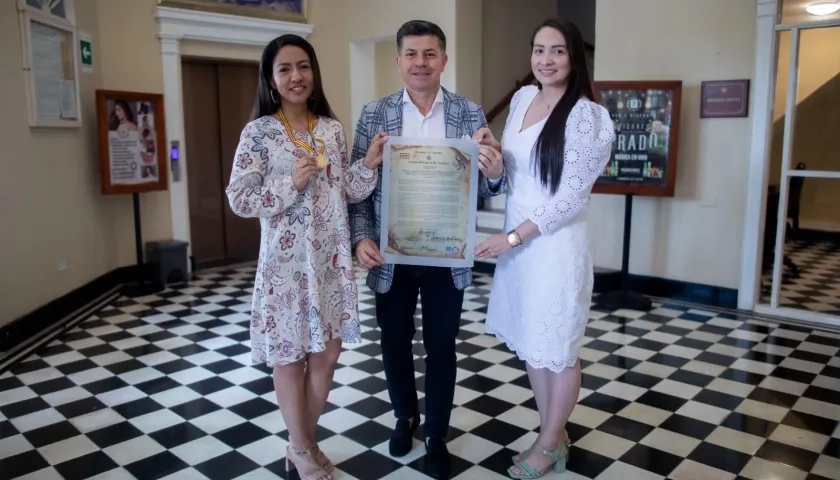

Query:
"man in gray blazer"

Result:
[[349, 20, 506, 479]]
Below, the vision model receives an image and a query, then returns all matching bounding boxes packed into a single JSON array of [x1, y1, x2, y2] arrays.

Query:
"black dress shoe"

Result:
[[389, 416, 419, 457], [424, 437, 451, 479]]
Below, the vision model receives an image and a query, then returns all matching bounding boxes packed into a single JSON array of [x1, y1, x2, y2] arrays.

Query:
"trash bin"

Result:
[[145, 240, 189, 286]]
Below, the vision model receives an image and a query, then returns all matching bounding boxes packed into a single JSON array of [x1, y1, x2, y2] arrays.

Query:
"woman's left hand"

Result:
[[475, 233, 513, 260]]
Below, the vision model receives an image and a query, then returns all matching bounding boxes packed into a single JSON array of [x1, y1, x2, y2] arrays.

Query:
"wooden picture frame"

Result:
[[17, 0, 82, 128], [592, 80, 683, 198], [157, 0, 307, 23], [96, 90, 169, 195]]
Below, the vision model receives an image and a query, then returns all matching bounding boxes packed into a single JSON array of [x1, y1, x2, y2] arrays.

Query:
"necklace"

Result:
[[277, 108, 328, 168], [540, 93, 555, 111]]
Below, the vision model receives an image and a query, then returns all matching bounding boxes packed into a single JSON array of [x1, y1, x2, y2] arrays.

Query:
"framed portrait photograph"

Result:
[[157, 0, 307, 22], [96, 90, 168, 195]]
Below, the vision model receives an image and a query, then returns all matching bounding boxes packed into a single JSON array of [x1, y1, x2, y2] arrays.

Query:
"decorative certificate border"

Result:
[[379, 136, 479, 268]]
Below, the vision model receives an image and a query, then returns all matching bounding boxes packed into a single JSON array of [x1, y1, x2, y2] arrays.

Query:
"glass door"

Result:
[[758, 19, 840, 325]]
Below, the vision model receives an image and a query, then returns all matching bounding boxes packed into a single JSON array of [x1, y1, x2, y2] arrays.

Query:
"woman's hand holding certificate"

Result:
[[473, 128, 504, 180]]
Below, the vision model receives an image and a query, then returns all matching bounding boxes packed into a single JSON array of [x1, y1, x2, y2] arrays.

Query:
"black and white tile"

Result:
[[2, 265, 840, 479], [762, 240, 840, 315]]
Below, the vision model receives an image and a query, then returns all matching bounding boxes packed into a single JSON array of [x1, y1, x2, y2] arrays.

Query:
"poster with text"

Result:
[[593, 81, 682, 197], [97, 91, 168, 195]]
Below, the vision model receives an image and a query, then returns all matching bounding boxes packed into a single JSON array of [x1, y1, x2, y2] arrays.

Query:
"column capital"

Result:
[[757, 0, 778, 18], [158, 34, 182, 55]]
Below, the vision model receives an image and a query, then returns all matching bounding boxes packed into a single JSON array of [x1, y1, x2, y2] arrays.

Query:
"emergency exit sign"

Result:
[[79, 32, 92, 73]]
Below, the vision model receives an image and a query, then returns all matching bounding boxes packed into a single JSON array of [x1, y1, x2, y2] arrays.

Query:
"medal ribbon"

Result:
[[277, 108, 326, 156]]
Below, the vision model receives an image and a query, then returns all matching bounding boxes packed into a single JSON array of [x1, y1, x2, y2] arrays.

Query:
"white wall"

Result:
[[591, 0, 757, 289], [374, 39, 402, 98]]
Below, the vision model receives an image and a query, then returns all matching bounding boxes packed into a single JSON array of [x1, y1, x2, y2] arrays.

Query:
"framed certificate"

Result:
[[380, 137, 479, 268]]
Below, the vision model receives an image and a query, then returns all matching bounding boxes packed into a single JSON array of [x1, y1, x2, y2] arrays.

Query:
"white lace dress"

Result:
[[485, 86, 615, 372]]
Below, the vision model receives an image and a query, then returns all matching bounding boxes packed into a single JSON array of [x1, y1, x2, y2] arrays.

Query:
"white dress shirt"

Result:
[[400, 87, 502, 185], [401, 87, 446, 138]]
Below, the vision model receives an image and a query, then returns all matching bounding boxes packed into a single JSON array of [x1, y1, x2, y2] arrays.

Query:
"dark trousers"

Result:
[[375, 265, 465, 438]]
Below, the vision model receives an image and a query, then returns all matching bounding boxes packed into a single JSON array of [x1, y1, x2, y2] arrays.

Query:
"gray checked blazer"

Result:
[[348, 87, 507, 294]]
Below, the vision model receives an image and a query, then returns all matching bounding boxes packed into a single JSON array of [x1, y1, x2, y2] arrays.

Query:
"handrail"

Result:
[[485, 42, 595, 123], [486, 72, 535, 123]]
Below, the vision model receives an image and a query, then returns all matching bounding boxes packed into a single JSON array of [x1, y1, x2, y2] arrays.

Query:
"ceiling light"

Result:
[[805, 2, 840, 15]]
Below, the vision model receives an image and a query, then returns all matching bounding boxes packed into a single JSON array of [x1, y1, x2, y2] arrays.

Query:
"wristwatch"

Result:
[[506, 230, 523, 248]]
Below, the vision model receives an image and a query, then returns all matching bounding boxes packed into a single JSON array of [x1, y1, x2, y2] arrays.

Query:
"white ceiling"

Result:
[[780, 0, 840, 23]]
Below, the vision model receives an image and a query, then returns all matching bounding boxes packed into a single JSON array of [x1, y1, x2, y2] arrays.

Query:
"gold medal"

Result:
[[277, 108, 326, 161]]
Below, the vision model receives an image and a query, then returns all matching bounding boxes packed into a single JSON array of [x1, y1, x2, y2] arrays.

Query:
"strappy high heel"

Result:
[[511, 445, 532, 463], [507, 439, 570, 479], [512, 430, 567, 464], [286, 445, 333, 480], [312, 445, 335, 473]]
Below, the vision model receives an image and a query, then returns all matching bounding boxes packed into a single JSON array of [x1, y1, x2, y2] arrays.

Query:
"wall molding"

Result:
[[155, 6, 314, 262], [156, 6, 313, 46]]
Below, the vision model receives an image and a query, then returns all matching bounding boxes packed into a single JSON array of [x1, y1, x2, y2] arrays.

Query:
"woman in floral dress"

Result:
[[225, 34, 385, 480]]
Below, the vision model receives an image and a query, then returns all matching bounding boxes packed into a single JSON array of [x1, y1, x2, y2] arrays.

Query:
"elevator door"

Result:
[[182, 60, 261, 268]]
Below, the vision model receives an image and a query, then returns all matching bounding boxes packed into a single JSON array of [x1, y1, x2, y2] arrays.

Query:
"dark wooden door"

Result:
[[218, 63, 261, 263], [183, 61, 226, 266], [182, 60, 261, 268]]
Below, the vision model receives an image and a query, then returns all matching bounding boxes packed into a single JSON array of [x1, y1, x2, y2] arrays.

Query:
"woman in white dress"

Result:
[[474, 18, 615, 479], [226, 35, 384, 480]]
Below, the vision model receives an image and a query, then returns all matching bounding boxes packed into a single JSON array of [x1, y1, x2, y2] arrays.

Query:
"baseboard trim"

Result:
[[0, 291, 120, 373], [0, 265, 139, 355], [474, 261, 738, 309], [796, 229, 840, 243]]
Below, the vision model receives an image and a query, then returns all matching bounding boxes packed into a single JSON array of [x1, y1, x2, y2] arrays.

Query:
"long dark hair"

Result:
[[108, 99, 135, 131], [253, 34, 336, 121], [531, 18, 594, 195]]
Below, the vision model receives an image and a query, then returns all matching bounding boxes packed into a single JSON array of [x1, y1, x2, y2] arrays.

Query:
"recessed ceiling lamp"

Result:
[[805, 2, 840, 15]]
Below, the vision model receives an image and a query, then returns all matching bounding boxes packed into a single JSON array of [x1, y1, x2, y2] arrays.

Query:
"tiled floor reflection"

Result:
[[1, 266, 839, 479], [761, 239, 840, 315]]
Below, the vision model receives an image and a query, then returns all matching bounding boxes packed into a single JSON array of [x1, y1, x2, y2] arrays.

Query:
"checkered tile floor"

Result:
[[762, 240, 840, 315], [2, 265, 840, 480]]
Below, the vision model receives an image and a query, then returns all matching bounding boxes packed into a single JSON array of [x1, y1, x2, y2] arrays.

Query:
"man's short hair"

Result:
[[396, 20, 446, 52]]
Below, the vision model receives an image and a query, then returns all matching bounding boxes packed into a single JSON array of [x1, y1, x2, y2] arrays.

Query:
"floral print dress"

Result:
[[226, 115, 377, 367]]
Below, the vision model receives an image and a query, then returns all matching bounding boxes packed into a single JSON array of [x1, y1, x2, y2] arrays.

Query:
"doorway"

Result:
[[756, 18, 840, 325], [181, 59, 261, 269]]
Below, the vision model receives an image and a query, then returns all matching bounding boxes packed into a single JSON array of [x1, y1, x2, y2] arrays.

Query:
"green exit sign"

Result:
[[79, 33, 92, 72]]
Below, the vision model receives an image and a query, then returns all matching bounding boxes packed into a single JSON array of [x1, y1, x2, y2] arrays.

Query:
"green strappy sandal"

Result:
[[511, 446, 532, 463], [507, 440, 570, 479], [512, 431, 568, 463]]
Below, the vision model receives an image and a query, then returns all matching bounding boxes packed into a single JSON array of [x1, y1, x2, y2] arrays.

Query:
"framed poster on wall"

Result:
[[96, 90, 168, 195], [592, 80, 682, 197]]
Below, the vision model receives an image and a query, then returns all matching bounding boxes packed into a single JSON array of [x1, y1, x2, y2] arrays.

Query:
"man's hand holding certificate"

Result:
[[379, 136, 483, 268]]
